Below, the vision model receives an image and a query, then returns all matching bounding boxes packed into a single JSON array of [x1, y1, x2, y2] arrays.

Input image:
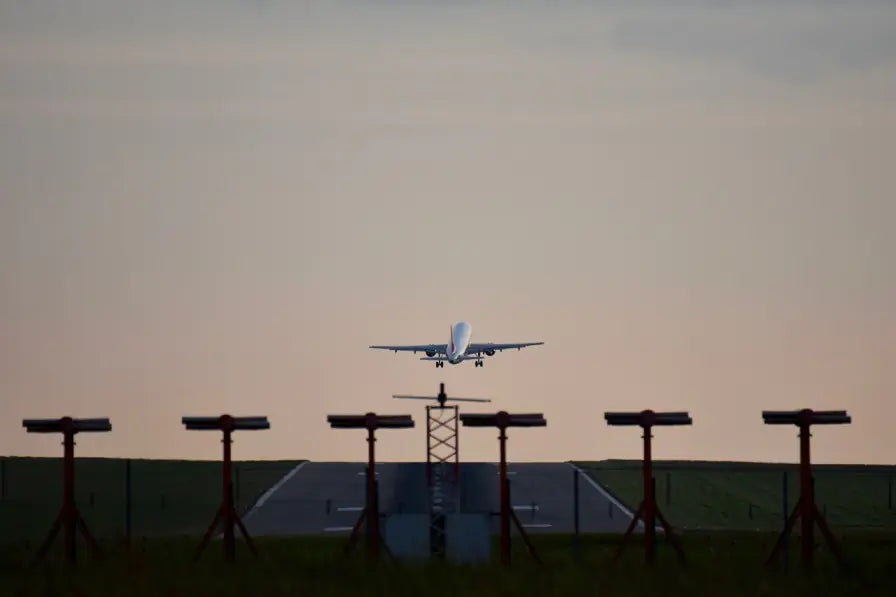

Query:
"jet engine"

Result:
[[426, 350, 436, 357], [484, 349, 495, 356]]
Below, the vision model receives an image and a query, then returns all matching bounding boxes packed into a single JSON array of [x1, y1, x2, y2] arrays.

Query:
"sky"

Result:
[[1, 0, 894, 464]]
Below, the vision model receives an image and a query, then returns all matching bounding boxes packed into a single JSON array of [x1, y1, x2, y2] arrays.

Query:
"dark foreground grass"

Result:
[[1, 532, 894, 596], [0, 457, 303, 541], [576, 460, 896, 531]]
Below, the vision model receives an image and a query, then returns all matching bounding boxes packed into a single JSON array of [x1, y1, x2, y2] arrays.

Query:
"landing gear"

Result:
[[435, 361, 444, 368], [474, 360, 483, 367]]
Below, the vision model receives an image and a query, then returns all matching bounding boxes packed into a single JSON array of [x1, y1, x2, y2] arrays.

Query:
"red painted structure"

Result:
[[392, 383, 491, 486], [23, 417, 111, 565], [460, 411, 546, 566], [327, 412, 414, 560], [182, 415, 269, 562], [763, 409, 850, 569], [604, 410, 691, 565], [426, 404, 459, 485]]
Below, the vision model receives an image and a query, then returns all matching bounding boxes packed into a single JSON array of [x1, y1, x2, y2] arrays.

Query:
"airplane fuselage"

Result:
[[447, 321, 473, 364], [368, 321, 542, 367]]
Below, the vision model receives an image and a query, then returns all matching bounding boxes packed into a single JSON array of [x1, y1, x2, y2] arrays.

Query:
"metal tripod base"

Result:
[[613, 499, 686, 565], [766, 494, 847, 570], [193, 503, 258, 562], [32, 505, 102, 566]]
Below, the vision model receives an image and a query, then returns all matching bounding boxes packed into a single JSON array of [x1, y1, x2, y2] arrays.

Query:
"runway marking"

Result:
[[513, 505, 539, 512], [324, 526, 354, 532], [357, 471, 380, 476], [521, 523, 552, 528], [567, 462, 645, 529], [244, 461, 309, 519], [337, 506, 363, 512]]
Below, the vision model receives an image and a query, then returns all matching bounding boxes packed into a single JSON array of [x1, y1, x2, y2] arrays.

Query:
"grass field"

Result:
[[0, 457, 303, 542], [3, 457, 896, 595], [1, 533, 894, 596], [4, 457, 895, 542], [575, 460, 896, 532]]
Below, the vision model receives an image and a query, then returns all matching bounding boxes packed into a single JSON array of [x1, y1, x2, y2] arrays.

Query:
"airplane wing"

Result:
[[369, 344, 447, 355], [465, 342, 544, 354]]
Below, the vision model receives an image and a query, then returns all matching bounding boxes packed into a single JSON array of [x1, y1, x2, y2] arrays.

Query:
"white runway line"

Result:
[[337, 506, 363, 512], [324, 526, 354, 532], [244, 461, 308, 519], [567, 462, 649, 530], [513, 505, 540, 512], [521, 523, 552, 528]]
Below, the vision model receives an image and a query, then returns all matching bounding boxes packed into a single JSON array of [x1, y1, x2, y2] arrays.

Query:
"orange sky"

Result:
[[1, 1, 894, 464]]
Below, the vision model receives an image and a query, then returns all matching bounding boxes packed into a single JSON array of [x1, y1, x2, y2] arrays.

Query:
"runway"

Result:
[[244, 461, 634, 537]]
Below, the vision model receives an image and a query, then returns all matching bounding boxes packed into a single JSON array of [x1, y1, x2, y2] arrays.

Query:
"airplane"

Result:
[[369, 321, 543, 367]]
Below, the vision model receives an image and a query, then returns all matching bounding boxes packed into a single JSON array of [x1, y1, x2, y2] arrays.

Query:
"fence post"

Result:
[[889, 475, 892, 510], [364, 467, 371, 547], [125, 458, 132, 545], [506, 477, 513, 565], [1, 457, 6, 500], [666, 471, 671, 506], [573, 468, 580, 563], [782, 471, 788, 569], [235, 464, 241, 504]]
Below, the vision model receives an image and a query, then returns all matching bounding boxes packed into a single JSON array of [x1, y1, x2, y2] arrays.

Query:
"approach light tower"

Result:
[[393, 382, 491, 485], [762, 409, 851, 570], [393, 382, 491, 560], [23, 417, 111, 566], [326, 412, 415, 560]]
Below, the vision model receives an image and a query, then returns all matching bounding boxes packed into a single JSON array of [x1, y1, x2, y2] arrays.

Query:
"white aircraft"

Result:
[[369, 321, 543, 367]]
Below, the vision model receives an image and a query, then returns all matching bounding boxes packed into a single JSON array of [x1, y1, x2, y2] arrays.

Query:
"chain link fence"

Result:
[[0, 457, 303, 543], [577, 461, 896, 532], [4, 458, 894, 544]]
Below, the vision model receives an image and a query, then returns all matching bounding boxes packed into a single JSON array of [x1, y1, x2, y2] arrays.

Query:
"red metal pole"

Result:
[[799, 421, 813, 566], [367, 426, 378, 560], [62, 419, 76, 565], [499, 424, 510, 566], [222, 425, 235, 562], [643, 423, 655, 564]]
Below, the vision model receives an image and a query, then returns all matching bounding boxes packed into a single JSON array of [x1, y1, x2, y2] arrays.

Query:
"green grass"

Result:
[[0, 457, 303, 542], [1, 532, 894, 596], [575, 460, 896, 531], [3, 457, 896, 594]]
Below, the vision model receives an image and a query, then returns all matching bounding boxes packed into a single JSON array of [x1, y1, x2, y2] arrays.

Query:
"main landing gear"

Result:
[[434, 359, 483, 367]]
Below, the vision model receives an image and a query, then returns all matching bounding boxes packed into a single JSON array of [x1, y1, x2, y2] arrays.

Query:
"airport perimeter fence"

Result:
[[4, 457, 895, 545], [0, 457, 303, 544], [577, 461, 896, 533]]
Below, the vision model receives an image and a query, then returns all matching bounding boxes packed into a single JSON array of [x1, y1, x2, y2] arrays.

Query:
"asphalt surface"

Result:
[[243, 461, 634, 536], [243, 462, 398, 536], [496, 462, 634, 533]]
